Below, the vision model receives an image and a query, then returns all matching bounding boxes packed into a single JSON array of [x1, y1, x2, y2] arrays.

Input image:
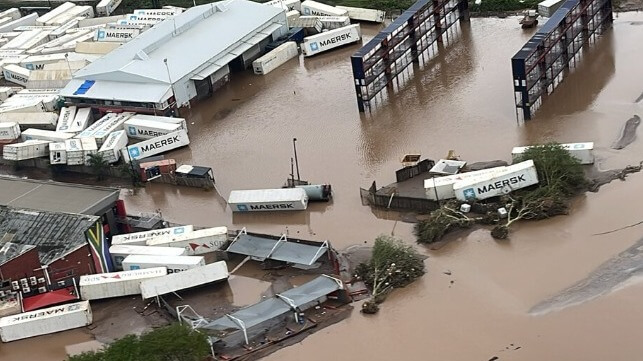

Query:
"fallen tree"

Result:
[[355, 236, 425, 314]]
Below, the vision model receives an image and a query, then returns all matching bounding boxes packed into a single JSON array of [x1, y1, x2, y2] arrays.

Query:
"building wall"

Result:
[[48, 245, 95, 281], [0, 248, 43, 281]]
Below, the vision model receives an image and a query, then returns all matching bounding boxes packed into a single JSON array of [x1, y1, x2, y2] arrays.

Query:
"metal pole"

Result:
[[290, 157, 295, 187], [293, 138, 300, 181], [164, 58, 177, 112]]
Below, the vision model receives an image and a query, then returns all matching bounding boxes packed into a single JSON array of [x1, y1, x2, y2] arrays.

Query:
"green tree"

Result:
[[87, 153, 110, 181], [356, 236, 425, 313]]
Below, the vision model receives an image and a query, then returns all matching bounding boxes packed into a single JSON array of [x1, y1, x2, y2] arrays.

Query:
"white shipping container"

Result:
[[133, 8, 183, 16], [0, 8, 22, 21], [336, 6, 386, 22], [75, 40, 121, 54], [48, 18, 82, 39], [0, 301, 91, 342], [1, 29, 40, 49], [0, 122, 20, 141], [97, 130, 127, 163], [116, 18, 162, 27], [3, 139, 50, 161], [94, 28, 140, 42], [538, 0, 566, 17], [65, 138, 84, 165], [302, 24, 361, 57], [46, 6, 94, 26], [253, 41, 298, 75], [0, 17, 13, 28], [147, 226, 228, 255], [453, 160, 540, 201], [289, 16, 323, 32], [0, 112, 56, 129], [126, 114, 187, 132], [56, 106, 77, 132], [301, 0, 348, 16], [80, 136, 97, 164], [424, 166, 506, 200], [111, 225, 194, 246], [14, 26, 59, 32], [123, 118, 180, 140], [2, 64, 30, 86], [121, 254, 205, 274], [123, 129, 190, 162], [49, 141, 67, 164], [80, 15, 125, 28], [36, 2, 76, 25], [0, 87, 15, 101], [126, 14, 168, 22], [17, 88, 60, 95], [0, 13, 38, 34], [44, 29, 92, 49], [140, 261, 229, 299], [0, 101, 46, 114], [66, 107, 92, 134], [96, 0, 124, 17], [109, 245, 185, 270], [75, 112, 116, 139], [511, 142, 595, 165], [228, 188, 309, 212], [91, 112, 133, 145], [264, 0, 302, 11], [287, 10, 301, 23], [317, 16, 351, 29], [3, 94, 58, 112], [80, 267, 166, 300], [19, 31, 52, 50], [21, 128, 74, 142]]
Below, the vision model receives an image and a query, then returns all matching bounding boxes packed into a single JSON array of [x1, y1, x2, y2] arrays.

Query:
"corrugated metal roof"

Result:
[[64, 78, 171, 103], [61, 0, 286, 103], [0, 242, 36, 266], [0, 206, 99, 265], [278, 275, 342, 307], [0, 176, 120, 215], [227, 233, 328, 266]]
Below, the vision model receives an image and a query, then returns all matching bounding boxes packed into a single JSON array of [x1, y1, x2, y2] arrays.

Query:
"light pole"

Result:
[[292, 138, 300, 181], [163, 58, 177, 113], [64, 53, 73, 76]]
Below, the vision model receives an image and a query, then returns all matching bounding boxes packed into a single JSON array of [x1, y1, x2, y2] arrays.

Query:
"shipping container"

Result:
[[133, 8, 183, 17], [48, 18, 82, 40], [49, 141, 66, 164], [21, 31, 53, 50], [538, 0, 566, 17], [337, 6, 385, 22], [228, 188, 308, 212], [46, 6, 94, 27], [94, 27, 140, 43], [0, 87, 14, 101], [140, 261, 228, 299], [80, 136, 97, 165], [75, 112, 116, 139], [75, 40, 122, 54], [0, 301, 91, 342], [97, 130, 127, 163], [3, 94, 58, 112], [317, 16, 351, 29], [302, 24, 361, 56], [65, 138, 84, 165], [511, 142, 594, 165], [80, 15, 125, 27], [67, 107, 92, 133], [0, 100, 45, 114], [126, 14, 168, 23], [43, 29, 92, 50], [289, 16, 323, 33], [286, 10, 301, 23], [36, 2, 77, 25], [122, 129, 190, 162], [116, 18, 162, 27], [21, 128, 74, 142], [126, 114, 187, 132], [123, 118, 181, 140], [3, 139, 50, 161], [14, 26, 59, 32], [17, 88, 60, 95], [109, 245, 185, 270], [0, 112, 57, 129], [301, 0, 348, 16], [91, 112, 133, 146], [79, 267, 166, 300], [0, 122, 20, 141], [2, 29, 42, 49], [0, 8, 22, 22], [453, 160, 539, 201], [96, 0, 124, 17], [147, 226, 228, 255], [55, 106, 77, 132], [111, 225, 194, 246], [253, 41, 298, 75], [121, 254, 205, 274], [0, 13, 38, 34], [424, 166, 506, 200], [2, 64, 30, 86], [264, 0, 302, 11]]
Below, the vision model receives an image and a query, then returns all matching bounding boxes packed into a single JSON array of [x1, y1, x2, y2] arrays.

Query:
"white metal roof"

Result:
[[61, 0, 285, 103]]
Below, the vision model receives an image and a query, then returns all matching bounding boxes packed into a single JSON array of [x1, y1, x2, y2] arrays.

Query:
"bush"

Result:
[[87, 153, 109, 181]]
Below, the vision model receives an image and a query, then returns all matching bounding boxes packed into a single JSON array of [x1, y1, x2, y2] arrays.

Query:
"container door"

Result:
[[193, 78, 212, 101]]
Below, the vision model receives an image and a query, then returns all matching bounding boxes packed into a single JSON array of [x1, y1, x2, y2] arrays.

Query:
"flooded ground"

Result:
[[3, 12, 643, 360]]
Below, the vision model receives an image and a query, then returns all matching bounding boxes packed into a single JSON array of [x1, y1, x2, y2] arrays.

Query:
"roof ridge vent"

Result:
[[135, 50, 150, 60]]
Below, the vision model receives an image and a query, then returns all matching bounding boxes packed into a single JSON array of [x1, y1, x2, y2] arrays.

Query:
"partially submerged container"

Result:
[[147, 226, 228, 255], [79, 267, 166, 300], [228, 188, 309, 212], [424, 166, 506, 200], [49, 141, 67, 164], [453, 160, 539, 201], [336, 5, 386, 22], [511, 142, 594, 165], [122, 129, 190, 162], [111, 225, 194, 246], [301, 0, 348, 16], [140, 261, 228, 299], [302, 24, 361, 57], [97, 130, 128, 163], [121, 254, 205, 274], [123, 117, 181, 140], [538, 0, 566, 17], [3, 140, 50, 161], [21, 128, 73, 142], [0, 301, 92, 342], [317, 16, 351, 30], [0, 122, 20, 141], [253, 41, 298, 75], [295, 184, 332, 201], [109, 245, 186, 271]]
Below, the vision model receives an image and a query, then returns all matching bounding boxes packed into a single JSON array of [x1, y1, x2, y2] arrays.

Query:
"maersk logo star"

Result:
[[463, 188, 476, 199]]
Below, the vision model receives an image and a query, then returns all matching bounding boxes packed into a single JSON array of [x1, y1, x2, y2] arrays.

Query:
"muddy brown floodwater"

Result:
[[3, 12, 643, 361]]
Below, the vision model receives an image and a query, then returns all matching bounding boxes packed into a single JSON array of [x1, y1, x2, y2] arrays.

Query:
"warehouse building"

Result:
[[60, 0, 288, 114]]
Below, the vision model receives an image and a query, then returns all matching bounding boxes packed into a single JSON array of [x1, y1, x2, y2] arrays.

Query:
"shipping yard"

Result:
[[0, 0, 642, 360]]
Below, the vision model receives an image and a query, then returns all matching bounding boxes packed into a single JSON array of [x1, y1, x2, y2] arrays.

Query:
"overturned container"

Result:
[[0, 301, 92, 342], [453, 160, 539, 201]]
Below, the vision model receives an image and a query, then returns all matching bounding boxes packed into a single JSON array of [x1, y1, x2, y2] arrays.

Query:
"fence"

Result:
[[395, 159, 434, 182], [360, 181, 439, 213]]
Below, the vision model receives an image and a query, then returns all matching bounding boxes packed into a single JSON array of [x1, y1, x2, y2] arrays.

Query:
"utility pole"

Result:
[[293, 138, 300, 181]]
